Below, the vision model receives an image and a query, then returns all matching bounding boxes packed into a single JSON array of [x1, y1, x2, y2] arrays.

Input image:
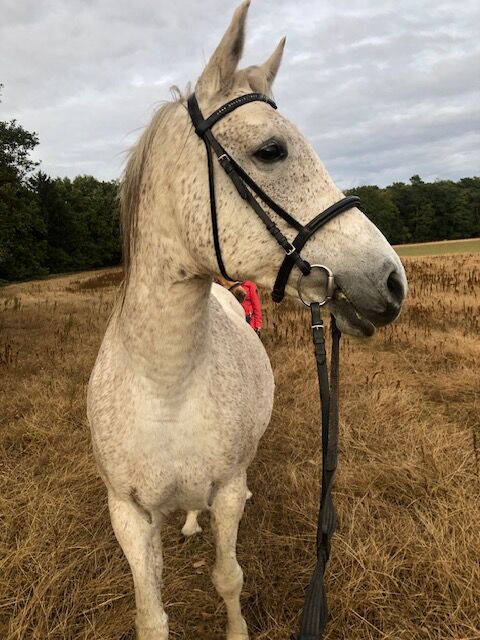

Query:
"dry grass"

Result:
[[1, 255, 479, 640]]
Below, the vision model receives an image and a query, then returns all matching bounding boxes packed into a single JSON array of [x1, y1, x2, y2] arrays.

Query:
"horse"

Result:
[[87, 2, 407, 639]]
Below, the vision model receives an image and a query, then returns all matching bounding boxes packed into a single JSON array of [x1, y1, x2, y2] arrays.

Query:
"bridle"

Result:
[[188, 91, 361, 640], [187, 92, 360, 303]]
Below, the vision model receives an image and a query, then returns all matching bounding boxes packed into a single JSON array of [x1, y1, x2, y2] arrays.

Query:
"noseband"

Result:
[[187, 92, 360, 303], [188, 92, 361, 640]]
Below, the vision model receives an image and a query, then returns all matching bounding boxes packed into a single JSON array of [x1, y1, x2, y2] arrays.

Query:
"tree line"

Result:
[[346, 176, 480, 245], [1, 94, 479, 281], [0, 88, 120, 281]]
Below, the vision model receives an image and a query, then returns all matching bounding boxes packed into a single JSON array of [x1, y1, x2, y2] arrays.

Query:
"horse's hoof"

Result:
[[181, 522, 202, 536], [181, 511, 202, 537]]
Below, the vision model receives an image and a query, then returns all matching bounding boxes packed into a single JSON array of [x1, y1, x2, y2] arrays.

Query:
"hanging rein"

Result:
[[188, 92, 361, 640]]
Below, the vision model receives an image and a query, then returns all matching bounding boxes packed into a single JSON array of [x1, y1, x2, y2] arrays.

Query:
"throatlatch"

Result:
[[188, 91, 359, 639]]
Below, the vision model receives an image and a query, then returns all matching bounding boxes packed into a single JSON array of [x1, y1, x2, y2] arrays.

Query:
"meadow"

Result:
[[1, 253, 479, 640], [394, 237, 480, 257]]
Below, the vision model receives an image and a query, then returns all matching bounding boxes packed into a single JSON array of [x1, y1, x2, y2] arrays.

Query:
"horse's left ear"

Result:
[[196, 0, 250, 100], [244, 37, 286, 95], [260, 37, 286, 90]]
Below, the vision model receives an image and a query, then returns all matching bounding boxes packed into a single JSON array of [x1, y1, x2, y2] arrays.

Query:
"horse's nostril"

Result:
[[387, 269, 405, 306]]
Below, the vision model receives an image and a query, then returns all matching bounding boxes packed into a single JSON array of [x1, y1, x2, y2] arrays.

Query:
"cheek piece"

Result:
[[187, 92, 360, 302]]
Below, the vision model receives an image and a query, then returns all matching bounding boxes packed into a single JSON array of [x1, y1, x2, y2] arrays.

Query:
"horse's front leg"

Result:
[[210, 473, 249, 640], [108, 491, 168, 640]]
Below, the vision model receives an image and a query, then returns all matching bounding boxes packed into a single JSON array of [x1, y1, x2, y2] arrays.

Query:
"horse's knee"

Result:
[[213, 562, 243, 598]]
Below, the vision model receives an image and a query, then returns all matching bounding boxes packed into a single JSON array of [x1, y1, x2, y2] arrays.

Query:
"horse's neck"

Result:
[[112, 107, 217, 388], [115, 261, 212, 391]]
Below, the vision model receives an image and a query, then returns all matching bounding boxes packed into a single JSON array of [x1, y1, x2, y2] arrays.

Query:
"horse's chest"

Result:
[[90, 333, 274, 506], [102, 389, 265, 510]]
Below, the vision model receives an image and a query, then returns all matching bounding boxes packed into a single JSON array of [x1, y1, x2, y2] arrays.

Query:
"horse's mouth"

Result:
[[330, 289, 376, 338]]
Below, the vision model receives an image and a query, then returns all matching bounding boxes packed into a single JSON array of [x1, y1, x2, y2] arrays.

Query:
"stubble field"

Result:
[[1, 253, 479, 640]]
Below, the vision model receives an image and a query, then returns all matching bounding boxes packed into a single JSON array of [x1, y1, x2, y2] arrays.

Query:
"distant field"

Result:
[[395, 237, 480, 256]]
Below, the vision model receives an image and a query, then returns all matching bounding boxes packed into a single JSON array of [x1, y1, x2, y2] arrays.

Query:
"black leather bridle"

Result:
[[187, 91, 360, 640], [187, 92, 360, 303]]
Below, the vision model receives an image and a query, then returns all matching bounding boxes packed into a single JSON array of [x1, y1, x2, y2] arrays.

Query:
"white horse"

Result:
[[87, 2, 407, 639]]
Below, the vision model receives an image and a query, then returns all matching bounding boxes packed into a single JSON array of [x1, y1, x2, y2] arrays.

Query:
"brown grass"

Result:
[[1, 255, 479, 640]]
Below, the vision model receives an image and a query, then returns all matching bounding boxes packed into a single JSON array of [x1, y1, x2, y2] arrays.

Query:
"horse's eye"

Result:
[[254, 140, 288, 163]]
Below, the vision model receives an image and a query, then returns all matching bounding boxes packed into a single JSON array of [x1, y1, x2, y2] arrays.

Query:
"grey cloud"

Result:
[[1, 0, 478, 186]]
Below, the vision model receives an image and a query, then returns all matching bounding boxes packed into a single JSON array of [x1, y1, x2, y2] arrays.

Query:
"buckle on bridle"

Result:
[[285, 243, 296, 256], [297, 264, 336, 308], [218, 153, 231, 168]]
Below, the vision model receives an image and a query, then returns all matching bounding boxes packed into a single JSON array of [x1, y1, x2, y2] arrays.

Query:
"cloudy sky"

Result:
[[1, 0, 479, 188]]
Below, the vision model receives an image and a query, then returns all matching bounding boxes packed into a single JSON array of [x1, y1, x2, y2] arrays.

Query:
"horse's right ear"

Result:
[[196, 0, 250, 100]]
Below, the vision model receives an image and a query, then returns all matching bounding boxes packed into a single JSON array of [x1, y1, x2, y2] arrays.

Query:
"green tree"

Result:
[[67, 176, 120, 270], [345, 185, 409, 244], [424, 180, 471, 240], [459, 177, 480, 237], [31, 174, 121, 275], [0, 86, 47, 279], [0, 182, 47, 279], [0, 87, 39, 186], [31, 172, 74, 272]]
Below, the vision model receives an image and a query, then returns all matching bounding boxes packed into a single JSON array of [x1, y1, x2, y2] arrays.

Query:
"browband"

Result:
[[190, 93, 277, 136]]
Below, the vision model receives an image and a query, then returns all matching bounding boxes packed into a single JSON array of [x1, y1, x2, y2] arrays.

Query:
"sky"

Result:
[[1, 0, 479, 188]]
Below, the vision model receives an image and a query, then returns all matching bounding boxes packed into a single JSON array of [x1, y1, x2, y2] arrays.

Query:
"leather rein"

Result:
[[187, 91, 360, 640]]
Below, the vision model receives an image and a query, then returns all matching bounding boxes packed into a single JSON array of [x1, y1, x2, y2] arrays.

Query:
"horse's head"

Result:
[[137, 1, 407, 336], [183, 1, 407, 336]]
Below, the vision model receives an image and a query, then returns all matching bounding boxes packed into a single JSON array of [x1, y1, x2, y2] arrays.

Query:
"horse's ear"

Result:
[[243, 36, 285, 94], [260, 37, 286, 90], [196, 0, 250, 99]]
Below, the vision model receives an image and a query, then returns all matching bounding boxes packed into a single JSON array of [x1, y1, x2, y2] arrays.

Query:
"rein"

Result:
[[188, 91, 357, 639], [292, 268, 340, 640]]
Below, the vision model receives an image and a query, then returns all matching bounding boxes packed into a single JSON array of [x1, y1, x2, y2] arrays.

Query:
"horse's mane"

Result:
[[119, 73, 267, 295], [119, 86, 186, 287]]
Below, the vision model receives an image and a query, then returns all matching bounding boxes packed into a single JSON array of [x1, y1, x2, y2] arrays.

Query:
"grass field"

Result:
[[394, 237, 480, 256], [1, 254, 479, 640]]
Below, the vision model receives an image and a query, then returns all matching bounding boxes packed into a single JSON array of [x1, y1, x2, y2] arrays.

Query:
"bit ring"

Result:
[[297, 264, 335, 308]]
